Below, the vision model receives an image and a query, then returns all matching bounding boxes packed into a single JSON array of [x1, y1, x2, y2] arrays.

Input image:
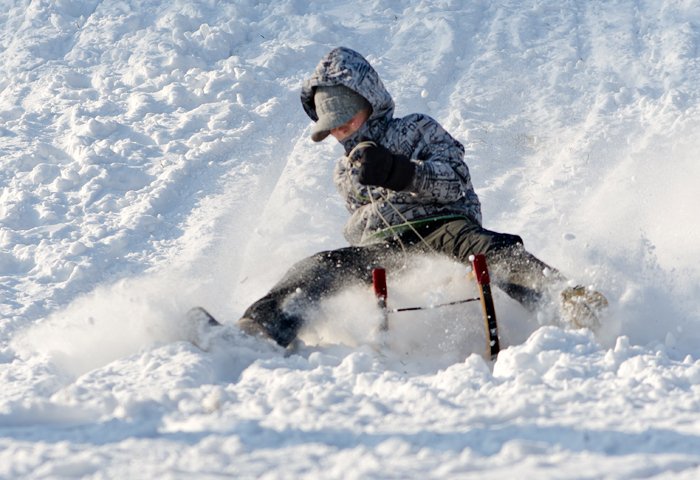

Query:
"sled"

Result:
[[371, 253, 500, 360]]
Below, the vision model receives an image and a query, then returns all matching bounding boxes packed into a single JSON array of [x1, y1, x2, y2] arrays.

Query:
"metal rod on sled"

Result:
[[372, 257, 500, 360]]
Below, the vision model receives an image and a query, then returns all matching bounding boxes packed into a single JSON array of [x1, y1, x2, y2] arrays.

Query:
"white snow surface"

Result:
[[2, 0, 700, 478]]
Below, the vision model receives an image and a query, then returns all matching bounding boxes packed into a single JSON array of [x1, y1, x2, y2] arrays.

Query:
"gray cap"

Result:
[[311, 85, 371, 142]]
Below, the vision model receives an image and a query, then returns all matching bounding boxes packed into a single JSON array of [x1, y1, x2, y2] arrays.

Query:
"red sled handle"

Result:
[[470, 254, 500, 360], [372, 268, 387, 300], [372, 268, 389, 331], [471, 253, 490, 285]]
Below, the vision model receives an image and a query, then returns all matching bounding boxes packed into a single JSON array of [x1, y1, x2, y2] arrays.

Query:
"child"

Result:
[[239, 47, 606, 348]]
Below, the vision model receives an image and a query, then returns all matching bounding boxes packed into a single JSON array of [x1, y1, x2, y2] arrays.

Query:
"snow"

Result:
[[1, 0, 700, 477]]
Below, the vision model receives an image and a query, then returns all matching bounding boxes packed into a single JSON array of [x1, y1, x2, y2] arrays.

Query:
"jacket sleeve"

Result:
[[334, 114, 480, 217], [334, 156, 376, 213], [399, 114, 473, 204]]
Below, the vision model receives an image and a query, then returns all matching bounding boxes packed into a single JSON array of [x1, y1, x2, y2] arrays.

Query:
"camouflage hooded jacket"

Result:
[[300, 47, 482, 246]]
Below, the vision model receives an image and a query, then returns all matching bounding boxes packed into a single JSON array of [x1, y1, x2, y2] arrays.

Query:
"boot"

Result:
[[238, 295, 304, 348], [560, 285, 608, 329]]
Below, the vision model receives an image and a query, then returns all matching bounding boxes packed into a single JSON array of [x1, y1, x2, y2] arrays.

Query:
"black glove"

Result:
[[357, 144, 415, 191]]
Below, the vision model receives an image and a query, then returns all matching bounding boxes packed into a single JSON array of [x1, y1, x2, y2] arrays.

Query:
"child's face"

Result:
[[330, 109, 370, 141]]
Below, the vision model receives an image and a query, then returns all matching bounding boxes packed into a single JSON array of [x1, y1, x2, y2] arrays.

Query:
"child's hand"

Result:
[[357, 144, 415, 191]]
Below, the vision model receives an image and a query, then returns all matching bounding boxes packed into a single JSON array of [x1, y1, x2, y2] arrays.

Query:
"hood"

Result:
[[301, 47, 394, 146]]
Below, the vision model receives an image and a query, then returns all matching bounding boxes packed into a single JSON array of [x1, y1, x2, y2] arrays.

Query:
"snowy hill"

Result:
[[2, 0, 700, 477]]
